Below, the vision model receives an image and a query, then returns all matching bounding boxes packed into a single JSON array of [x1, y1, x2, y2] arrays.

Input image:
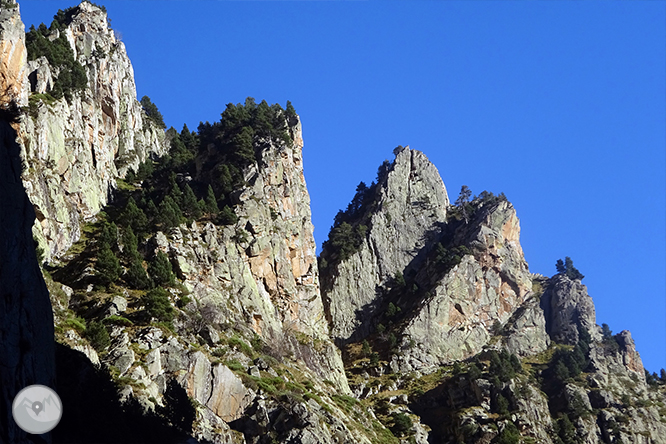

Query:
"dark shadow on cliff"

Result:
[[53, 343, 196, 444], [0, 103, 57, 444], [339, 216, 467, 347]]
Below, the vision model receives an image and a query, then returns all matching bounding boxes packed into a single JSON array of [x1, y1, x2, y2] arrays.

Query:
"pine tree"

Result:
[[558, 415, 576, 444], [232, 126, 255, 165], [455, 185, 473, 224], [168, 173, 183, 207], [285, 100, 297, 121], [157, 195, 183, 229], [140, 95, 166, 128], [125, 256, 150, 289], [218, 205, 237, 225], [120, 197, 148, 234], [121, 226, 139, 260], [556, 259, 566, 274], [387, 302, 398, 317], [180, 123, 197, 150], [146, 198, 158, 223], [493, 394, 510, 415], [361, 340, 371, 358], [564, 256, 584, 280], [99, 221, 117, 247], [496, 422, 520, 444], [149, 251, 174, 287], [85, 321, 110, 351], [136, 159, 154, 181], [96, 243, 121, 285], [181, 183, 202, 220], [141, 287, 174, 321], [214, 164, 233, 197]]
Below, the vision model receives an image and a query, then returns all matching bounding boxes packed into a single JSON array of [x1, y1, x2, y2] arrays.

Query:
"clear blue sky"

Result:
[[20, 1, 665, 373]]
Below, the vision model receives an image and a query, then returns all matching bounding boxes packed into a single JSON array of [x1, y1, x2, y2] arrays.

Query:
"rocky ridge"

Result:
[[320, 149, 666, 443], [321, 146, 450, 344], [1, 1, 664, 444]]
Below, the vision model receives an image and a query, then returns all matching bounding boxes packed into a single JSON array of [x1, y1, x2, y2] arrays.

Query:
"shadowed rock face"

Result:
[[0, 120, 55, 443], [1, 4, 55, 443]]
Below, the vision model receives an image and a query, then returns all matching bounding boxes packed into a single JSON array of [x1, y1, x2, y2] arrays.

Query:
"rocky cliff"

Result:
[[320, 147, 543, 374], [2, 2, 665, 444], [16, 1, 166, 261], [0, 117, 56, 444], [321, 146, 450, 345], [318, 150, 666, 443]]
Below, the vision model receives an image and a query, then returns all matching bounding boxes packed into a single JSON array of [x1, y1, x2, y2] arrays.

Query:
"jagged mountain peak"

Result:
[[319, 146, 450, 344], [2, 2, 665, 443]]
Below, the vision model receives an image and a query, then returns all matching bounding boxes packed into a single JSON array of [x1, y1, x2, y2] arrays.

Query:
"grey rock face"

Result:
[[161, 120, 349, 393], [17, 2, 167, 261], [503, 294, 551, 357], [323, 147, 450, 343], [396, 200, 534, 372], [541, 274, 600, 345]]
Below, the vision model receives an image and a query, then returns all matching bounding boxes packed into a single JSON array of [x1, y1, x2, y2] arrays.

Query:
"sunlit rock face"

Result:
[[16, 2, 166, 261], [322, 147, 450, 344], [395, 199, 537, 373]]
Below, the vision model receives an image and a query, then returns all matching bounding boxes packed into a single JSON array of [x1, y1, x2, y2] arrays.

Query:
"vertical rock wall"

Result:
[[0, 4, 55, 441], [16, 2, 167, 261]]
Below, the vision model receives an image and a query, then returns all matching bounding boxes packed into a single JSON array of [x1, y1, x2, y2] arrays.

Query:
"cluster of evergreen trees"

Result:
[[449, 186, 508, 224], [25, 6, 88, 101], [196, 98, 296, 203], [550, 328, 592, 384], [140, 96, 166, 129], [122, 124, 236, 232], [91, 98, 301, 321], [555, 257, 584, 281], [320, 167, 385, 270], [94, 217, 176, 324]]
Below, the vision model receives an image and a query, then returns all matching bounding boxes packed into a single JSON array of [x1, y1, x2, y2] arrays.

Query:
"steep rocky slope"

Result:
[[3, 3, 382, 443], [17, 0, 166, 261], [320, 150, 666, 443], [320, 147, 543, 373], [0, 3, 55, 443], [2, 1, 665, 444], [0, 116, 56, 444], [320, 146, 450, 344]]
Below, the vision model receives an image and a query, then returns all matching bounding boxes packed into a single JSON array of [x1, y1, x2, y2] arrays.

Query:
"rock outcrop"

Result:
[[0, 1, 28, 107], [541, 273, 601, 345], [17, 1, 166, 261], [321, 148, 542, 373], [395, 199, 536, 372], [159, 118, 348, 392], [322, 146, 450, 343]]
